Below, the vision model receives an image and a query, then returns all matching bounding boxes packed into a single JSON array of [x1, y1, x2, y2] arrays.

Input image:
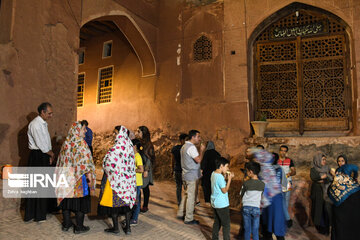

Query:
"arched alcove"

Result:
[[247, 2, 355, 136], [81, 15, 156, 77]]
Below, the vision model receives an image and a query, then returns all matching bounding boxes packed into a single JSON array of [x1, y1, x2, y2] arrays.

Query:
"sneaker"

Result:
[[184, 220, 199, 225], [74, 225, 90, 234], [130, 219, 138, 226], [195, 201, 200, 206], [176, 216, 184, 220]]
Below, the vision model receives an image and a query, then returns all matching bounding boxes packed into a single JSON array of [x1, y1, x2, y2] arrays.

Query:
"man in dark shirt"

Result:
[[171, 133, 188, 205]]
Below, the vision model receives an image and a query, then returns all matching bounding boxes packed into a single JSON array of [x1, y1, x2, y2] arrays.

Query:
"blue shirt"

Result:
[[84, 127, 93, 147], [211, 172, 229, 208]]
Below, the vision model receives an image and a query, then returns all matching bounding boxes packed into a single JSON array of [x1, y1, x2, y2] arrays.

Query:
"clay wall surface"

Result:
[[0, 0, 82, 166], [154, 0, 250, 160]]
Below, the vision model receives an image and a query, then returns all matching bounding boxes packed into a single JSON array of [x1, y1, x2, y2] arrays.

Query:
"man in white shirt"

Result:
[[24, 102, 54, 222], [177, 129, 205, 225]]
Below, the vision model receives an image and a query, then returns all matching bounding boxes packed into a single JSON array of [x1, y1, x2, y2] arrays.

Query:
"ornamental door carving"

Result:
[[255, 10, 350, 134]]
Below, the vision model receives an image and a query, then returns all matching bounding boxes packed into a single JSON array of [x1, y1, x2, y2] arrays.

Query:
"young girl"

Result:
[[130, 139, 144, 225]]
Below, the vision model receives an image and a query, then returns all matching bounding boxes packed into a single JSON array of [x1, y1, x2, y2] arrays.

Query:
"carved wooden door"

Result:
[[255, 10, 350, 134]]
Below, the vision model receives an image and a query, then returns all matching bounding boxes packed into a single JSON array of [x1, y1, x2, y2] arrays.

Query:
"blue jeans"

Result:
[[131, 186, 141, 221], [243, 206, 260, 240], [282, 191, 290, 221]]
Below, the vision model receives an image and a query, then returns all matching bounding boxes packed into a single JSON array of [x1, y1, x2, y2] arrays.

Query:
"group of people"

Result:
[[310, 153, 360, 240], [172, 134, 360, 240], [172, 130, 234, 239], [24, 102, 360, 239], [24, 102, 155, 235], [172, 135, 292, 240]]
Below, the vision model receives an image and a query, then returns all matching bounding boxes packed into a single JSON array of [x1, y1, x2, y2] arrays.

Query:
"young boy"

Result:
[[211, 157, 234, 240], [240, 161, 265, 240]]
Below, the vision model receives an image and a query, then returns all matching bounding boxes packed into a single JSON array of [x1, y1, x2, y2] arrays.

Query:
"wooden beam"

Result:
[[101, 21, 118, 31], [81, 26, 105, 36], [92, 21, 116, 32]]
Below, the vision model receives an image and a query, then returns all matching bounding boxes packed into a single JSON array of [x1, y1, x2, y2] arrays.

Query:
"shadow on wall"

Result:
[[0, 123, 10, 145], [0, 123, 10, 165], [291, 178, 311, 227], [51, 136, 63, 166], [15, 112, 38, 166]]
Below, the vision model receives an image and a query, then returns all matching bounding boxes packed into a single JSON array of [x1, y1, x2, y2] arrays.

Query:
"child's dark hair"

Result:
[[256, 144, 265, 149], [81, 120, 89, 126], [245, 161, 261, 175], [132, 139, 144, 153], [215, 157, 229, 169]]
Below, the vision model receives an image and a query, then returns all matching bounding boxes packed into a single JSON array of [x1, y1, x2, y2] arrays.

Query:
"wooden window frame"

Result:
[[77, 72, 85, 108], [102, 40, 113, 59], [97, 65, 114, 104]]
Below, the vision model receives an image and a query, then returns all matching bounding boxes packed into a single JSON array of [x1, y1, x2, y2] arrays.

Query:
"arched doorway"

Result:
[[250, 4, 352, 135], [76, 16, 157, 132]]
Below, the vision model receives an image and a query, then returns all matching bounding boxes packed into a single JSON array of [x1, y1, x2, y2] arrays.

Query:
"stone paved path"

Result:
[[0, 180, 330, 240]]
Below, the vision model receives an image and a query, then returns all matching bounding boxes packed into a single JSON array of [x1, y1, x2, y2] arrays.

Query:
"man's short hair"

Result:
[[245, 161, 261, 175], [280, 145, 289, 152], [256, 144, 265, 149], [81, 120, 89, 126], [179, 133, 188, 141], [188, 130, 200, 140], [215, 157, 229, 169], [37, 102, 52, 114]]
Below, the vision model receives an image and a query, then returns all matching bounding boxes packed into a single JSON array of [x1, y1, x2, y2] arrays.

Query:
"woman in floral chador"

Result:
[[56, 122, 96, 234], [328, 164, 360, 240], [98, 125, 136, 235]]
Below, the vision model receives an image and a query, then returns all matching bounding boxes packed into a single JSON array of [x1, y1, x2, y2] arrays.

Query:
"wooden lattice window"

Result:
[[193, 35, 212, 62], [77, 73, 85, 107], [255, 10, 350, 133], [98, 66, 113, 104]]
